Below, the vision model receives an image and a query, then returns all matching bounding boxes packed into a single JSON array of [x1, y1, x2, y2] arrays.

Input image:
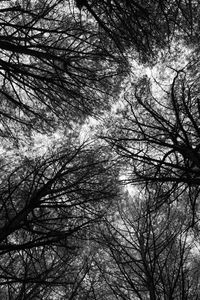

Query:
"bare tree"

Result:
[[102, 67, 200, 223], [95, 192, 200, 300], [0, 136, 119, 299], [0, 0, 126, 139], [76, 0, 198, 62]]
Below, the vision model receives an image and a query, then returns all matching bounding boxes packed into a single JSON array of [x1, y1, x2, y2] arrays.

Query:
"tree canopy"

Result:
[[1, 0, 200, 299]]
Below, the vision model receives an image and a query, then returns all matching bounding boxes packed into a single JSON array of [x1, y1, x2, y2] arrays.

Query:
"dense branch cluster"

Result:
[[0, 0, 200, 299]]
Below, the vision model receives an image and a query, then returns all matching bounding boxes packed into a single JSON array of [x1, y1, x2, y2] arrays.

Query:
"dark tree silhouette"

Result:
[[78, 0, 198, 62], [102, 66, 200, 223], [0, 1, 199, 299], [0, 137, 119, 299], [95, 193, 200, 300], [0, 0, 127, 139]]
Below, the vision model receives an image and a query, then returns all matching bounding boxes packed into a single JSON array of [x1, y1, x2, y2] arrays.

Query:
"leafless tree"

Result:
[[0, 137, 119, 299], [96, 192, 200, 299]]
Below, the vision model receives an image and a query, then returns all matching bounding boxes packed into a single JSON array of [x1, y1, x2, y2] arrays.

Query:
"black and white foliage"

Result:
[[0, 0, 200, 299]]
